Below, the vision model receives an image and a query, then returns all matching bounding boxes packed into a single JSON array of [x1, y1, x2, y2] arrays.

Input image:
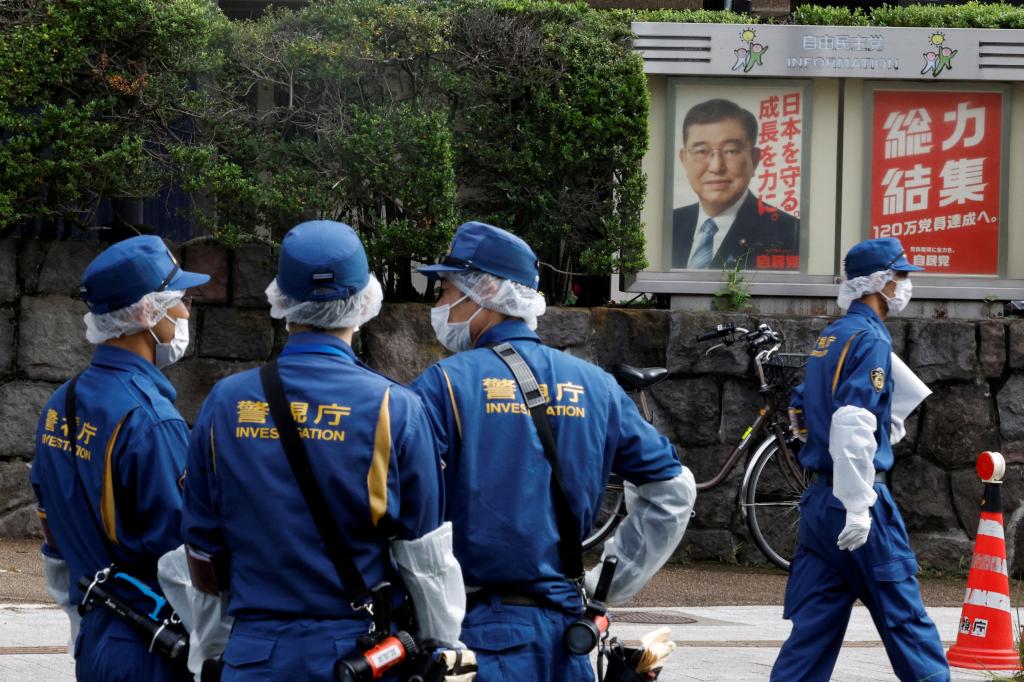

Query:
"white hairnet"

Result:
[[265, 275, 383, 330], [837, 269, 895, 310], [83, 290, 184, 344], [445, 270, 546, 330]]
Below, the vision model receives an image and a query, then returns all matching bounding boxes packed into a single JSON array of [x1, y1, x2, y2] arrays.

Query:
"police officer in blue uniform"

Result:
[[30, 235, 209, 682], [772, 237, 949, 682], [411, 221, 696, 681], [179, 221, 467, 681]]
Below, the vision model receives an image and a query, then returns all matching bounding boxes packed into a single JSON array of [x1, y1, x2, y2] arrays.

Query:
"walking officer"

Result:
[[179, 221, 468, 680], [411, 221, 696, 681], [30, 236, 209, 681], [772, 237, 949, 682]]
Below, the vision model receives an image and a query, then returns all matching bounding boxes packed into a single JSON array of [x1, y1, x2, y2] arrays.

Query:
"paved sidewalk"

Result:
[[2, 603, 1015, 681]]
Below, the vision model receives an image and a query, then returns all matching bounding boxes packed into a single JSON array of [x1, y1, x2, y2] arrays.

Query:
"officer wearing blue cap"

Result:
[[412, 221, 696, 681], [772, 237, 948, 681], [30, 235, 208, 682], [177, 221, 469, 681]]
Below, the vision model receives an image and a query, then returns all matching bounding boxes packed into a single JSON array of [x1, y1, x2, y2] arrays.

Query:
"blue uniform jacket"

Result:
[[30, 345, 189, 602], [793, 301, 894, 474], [410, 320, 682, 611], [181, 333, 443, 621]]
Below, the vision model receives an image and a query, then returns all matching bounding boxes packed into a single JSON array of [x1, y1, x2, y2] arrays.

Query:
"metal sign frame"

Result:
[[628, 22, 1024, 302], [633, 23, 1024, 81]]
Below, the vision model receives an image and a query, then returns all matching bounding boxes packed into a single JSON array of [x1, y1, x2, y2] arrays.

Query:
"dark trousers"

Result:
[[75, 609, 191, 682], [220, 617, 397, 682], [771, 482, 949, 682], [461, 597, 594, 682]]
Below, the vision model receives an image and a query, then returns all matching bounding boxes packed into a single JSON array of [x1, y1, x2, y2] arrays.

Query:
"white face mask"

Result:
[[150, 315, 189, 368], [881, 278, 912, 314], [431, 295, 482, 353]]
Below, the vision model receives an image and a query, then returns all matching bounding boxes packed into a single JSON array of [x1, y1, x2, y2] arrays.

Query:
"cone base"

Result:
[[947, 644, 1022, 671]]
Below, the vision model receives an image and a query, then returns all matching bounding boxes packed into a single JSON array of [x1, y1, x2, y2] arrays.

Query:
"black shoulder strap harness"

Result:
[[490, 342, 585, 582], [258, 360, 371, 607]]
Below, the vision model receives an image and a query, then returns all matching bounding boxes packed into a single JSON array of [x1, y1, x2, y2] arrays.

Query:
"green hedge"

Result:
[[167, 0, 652, 300], [622, 2, 1024, 27], [4, 1, 1024, 300], [793, 2, 1024, 28], [0, 0, 224, 231]]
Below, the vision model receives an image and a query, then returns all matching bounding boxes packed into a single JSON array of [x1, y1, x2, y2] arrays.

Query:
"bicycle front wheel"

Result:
[[582, 475, 626, 551], [741, 436, 808, 571]]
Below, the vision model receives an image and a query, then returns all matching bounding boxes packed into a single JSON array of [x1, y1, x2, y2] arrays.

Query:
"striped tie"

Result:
[[689, 218, 719, 269]]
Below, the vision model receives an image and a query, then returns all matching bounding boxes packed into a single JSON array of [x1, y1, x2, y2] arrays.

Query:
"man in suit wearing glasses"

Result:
[[672, 98, 799, 271]]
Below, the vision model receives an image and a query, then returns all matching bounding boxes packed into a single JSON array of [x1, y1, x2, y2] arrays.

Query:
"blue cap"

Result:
[[418, 221, 540, 289], [277, 221, 369, 302], [844, 237, 925, 279], [80, 236, 210, 314]]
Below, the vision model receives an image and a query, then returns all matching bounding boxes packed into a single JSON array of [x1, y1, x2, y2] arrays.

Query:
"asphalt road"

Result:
[[0, 538, 995, 608], [3, 539, 1021, 681]]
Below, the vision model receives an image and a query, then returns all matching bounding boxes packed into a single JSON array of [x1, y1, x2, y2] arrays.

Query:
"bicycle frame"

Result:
[[696, 409, 768, 492], [625, 340, 801, 494], [694, 337, 802, 493], [593, 323, 808, 567]]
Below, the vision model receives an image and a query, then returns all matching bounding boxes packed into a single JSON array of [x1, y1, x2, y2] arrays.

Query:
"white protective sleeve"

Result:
[[585, 469, 697, 605], [157, 545, 233, 680], [391, 521, 466, 647], [829, 405, 879, 513], [43, 554, 81, 656]]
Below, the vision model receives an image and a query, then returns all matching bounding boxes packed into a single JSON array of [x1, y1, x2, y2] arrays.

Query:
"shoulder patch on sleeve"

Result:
[[870, 367, 886, 392]]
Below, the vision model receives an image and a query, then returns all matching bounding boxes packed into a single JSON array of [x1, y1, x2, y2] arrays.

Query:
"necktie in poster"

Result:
[[870, 90, 1002, 275]]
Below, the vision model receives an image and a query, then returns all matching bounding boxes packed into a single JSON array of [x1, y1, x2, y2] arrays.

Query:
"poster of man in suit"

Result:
[[669, 83, 806, 271]]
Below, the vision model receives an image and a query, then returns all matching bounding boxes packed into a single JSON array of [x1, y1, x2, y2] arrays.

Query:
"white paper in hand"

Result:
[[890, 353, 931, 422]]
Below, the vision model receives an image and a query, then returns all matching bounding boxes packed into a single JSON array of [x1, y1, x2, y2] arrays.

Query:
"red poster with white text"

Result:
[[870, 90, 1001, 275]]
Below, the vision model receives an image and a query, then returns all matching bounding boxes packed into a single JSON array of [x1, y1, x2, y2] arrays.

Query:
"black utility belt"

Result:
[[467, 590, 550, 609], [812, 470, 889, 486]]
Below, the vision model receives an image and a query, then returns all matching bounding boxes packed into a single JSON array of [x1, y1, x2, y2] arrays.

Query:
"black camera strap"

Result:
[[490, 342, 585, 581], [259, 360, 370, 606]]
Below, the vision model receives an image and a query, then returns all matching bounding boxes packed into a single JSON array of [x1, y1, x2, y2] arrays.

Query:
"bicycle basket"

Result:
[[764, 353, 808, 407]]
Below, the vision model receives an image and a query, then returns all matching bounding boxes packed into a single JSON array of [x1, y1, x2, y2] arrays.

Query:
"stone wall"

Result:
[[3, 239, 1024, 575]]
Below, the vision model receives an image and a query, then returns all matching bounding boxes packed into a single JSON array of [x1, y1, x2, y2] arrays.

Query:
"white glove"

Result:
[[836, 509, 871, 551], [636, 626, 676, 673], [437, 649, 477, 681], [890, 415, 906, 445]]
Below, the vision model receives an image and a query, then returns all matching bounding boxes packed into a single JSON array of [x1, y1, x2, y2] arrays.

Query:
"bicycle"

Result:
[[583, 322, 809, 572]]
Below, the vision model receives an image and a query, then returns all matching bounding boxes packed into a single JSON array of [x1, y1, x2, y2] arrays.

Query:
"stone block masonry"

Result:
[[2, 238, 1024, 577]]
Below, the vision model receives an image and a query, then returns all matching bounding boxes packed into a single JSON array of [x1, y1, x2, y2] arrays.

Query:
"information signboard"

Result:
[[870, 90, 1003, 275]]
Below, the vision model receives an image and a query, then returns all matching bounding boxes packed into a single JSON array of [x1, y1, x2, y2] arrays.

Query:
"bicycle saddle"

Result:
[[611, 364, 668, 391]]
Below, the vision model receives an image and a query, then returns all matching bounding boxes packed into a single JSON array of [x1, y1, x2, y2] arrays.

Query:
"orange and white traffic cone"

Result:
[[947, 451, 1021, 671]]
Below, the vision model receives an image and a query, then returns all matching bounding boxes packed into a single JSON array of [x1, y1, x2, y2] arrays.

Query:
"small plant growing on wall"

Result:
[[713, 251, 753, 311]]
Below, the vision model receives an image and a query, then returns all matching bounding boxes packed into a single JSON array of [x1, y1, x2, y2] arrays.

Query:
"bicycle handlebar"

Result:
[[696, 324, 736, 342], [699, 323, 783, 357]]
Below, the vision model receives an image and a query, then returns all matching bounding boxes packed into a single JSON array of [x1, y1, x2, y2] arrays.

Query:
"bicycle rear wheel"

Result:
[[741, 436, 808, 571], [582, 475, 626, 551]]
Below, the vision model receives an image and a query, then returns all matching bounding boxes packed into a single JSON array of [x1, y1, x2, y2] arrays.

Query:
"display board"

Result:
[[631, 22, 1024, 300]]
